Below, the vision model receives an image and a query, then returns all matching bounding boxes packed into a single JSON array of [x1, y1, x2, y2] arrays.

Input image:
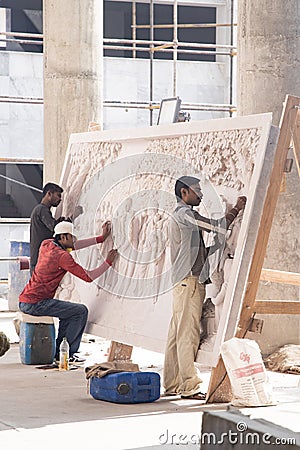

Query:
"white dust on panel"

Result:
[[145, 128, 261, 191], [61, 141, 123, 219]]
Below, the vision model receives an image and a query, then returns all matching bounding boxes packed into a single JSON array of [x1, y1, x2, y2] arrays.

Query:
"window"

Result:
[[104, 1, 133, 58], [0, 164, 42, 218], [1, 0, 43, 53], [104, 1, 216, 62]]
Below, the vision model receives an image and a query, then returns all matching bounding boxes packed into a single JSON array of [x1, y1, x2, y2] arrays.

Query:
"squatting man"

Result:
[[19, 220, 117, 364], [163, 176, 246, 400]]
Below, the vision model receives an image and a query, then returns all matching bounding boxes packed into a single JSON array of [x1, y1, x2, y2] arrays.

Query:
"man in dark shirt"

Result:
[[30, 182, 65, 274]]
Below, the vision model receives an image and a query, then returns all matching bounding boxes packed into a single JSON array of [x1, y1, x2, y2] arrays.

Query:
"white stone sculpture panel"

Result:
[[56, 114, 275, 365]]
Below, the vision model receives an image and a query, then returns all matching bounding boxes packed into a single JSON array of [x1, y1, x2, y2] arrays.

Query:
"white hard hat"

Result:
[[54, 221, 77, 237]]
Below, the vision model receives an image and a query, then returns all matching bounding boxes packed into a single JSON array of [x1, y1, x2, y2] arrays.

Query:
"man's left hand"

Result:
[[102, 221, 111, 240]]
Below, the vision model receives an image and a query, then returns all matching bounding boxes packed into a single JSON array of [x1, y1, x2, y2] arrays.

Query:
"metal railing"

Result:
[[0, 31, 43, 46], [0, 219, 30, 223], [0, 2, 236, 121], [0, 96, 235, 114]]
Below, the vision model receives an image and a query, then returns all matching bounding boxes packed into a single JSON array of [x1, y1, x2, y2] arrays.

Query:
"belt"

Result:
[[184, 273, 201, 280], [186, 271, 200, 278]]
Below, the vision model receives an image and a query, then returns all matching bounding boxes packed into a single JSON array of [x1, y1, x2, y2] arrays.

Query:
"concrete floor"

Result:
[[0, 312, 300, 450], [0, 342, 228, 450], [1, 344, 300, 450]]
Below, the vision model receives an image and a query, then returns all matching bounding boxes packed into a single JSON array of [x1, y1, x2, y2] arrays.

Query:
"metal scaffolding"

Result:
[[0, 0, 237, 124]]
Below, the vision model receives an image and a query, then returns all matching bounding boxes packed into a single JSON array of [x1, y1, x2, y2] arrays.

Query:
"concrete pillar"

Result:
[[238, 0, 300, 354], [43, 0, 103, 183]]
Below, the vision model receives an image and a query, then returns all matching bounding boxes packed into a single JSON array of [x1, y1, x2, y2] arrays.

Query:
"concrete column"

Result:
[[238, 0, 300, 354], [43, 0, 103, 183]]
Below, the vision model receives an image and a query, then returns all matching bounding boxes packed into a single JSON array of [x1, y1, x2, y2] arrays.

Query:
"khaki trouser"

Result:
[[163, 276, 206, 397]]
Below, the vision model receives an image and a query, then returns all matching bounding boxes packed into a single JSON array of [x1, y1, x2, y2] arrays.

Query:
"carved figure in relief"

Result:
[[146, 129, 260, 192], [200, 211, 244, 348], [112, 198, 142, 297], [135, 203, 165, 297], [211, 213, 243, 326], [146, 209, 170, 297], [163, 176, 246, 400]]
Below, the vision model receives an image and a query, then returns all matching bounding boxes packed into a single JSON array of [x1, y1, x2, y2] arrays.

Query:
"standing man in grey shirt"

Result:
[[163, 176, 246, 400], [30, 182, 65, 274]]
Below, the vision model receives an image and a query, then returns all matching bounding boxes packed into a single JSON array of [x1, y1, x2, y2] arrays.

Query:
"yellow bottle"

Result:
[[59, 337, 69, 371]]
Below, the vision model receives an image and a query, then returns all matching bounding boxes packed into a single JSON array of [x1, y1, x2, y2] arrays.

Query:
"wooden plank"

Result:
[[254, 301, 300, 315], [291, 109, 300, 178], [260, 268, 300, 286], [107, 341, 133, 362], [206, 357, 232, 403], [248, 318, 264, 333], [207, 95, 300, 403]]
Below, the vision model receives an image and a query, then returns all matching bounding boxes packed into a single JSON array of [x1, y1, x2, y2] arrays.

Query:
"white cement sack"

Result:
[[221, 337, 274, 407]]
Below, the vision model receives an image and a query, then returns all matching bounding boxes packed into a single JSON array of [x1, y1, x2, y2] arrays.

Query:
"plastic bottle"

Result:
[[59, 337, 69, 371]]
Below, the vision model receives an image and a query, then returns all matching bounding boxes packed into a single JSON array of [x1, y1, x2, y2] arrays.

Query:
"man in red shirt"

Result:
[[19, 221, 117, 363]]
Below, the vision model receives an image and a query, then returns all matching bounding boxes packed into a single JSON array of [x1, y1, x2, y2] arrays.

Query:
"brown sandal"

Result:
[[181, 392, 206, 400]]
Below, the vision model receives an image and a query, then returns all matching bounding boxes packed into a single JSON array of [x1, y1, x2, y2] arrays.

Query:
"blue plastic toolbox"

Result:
[[90, 371, 161, 404], [19, 322, 56, 365]]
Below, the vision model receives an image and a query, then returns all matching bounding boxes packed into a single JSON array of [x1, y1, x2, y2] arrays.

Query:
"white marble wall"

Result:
[[0, 51, 228, 159], [0, 51, 43, 159], [104, 57, 228, 128]]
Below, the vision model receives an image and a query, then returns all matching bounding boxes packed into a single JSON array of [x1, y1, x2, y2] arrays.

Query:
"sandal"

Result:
[[181, 392, 206, 400], [161, 392, 179, 397]]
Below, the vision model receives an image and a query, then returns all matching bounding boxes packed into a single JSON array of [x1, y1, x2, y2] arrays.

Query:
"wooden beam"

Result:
[[254, 300, 300, 315], [291, 109, 300, 178], [260, 268, 300, 286], [206, 357, 232, 403]]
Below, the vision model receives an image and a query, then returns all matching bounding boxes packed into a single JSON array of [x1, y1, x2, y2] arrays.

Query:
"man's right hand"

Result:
[[106, 248, 118, 264], [235, 196, 247, 212]]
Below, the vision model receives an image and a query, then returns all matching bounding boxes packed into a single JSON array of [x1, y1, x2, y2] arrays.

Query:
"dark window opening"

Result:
[[1, 0, 43, 53], [0, 164, 43, 218], [178, 5, 215, 62], [104, 1, 133, 58], [104, 1, 216, 62]]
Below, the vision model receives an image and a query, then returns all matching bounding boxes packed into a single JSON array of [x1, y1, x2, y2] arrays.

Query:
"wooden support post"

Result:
[[291, 109, 300, 178], [206, 95, 300, 403], [253, 301, 300, 315], [236, 96, 299, 338], [107, 341, 133, 362]]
